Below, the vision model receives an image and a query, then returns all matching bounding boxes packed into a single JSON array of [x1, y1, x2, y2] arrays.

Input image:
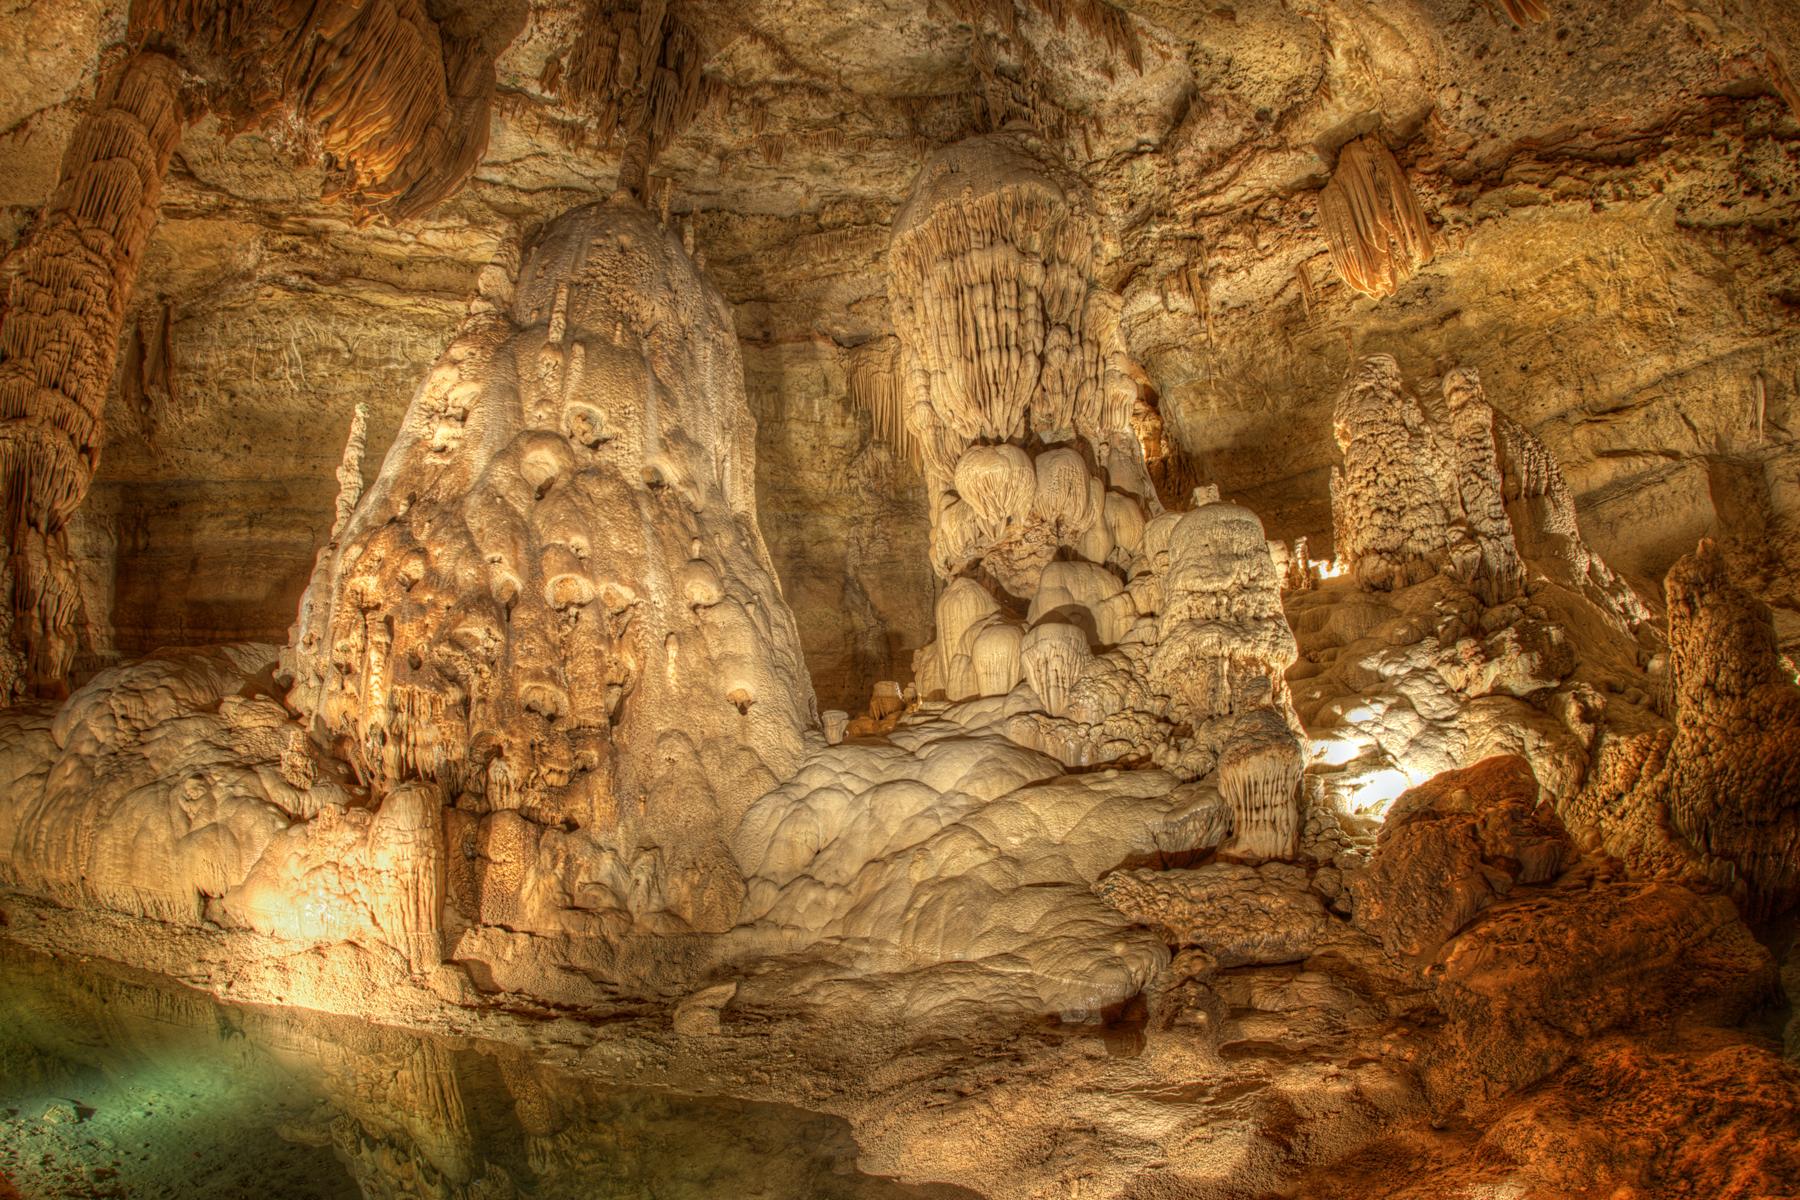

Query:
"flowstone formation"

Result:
[[711, 137, 1316, 1016], [1294, 355, 1659, 816], [0, 195, 815, 998], [286, 194, 815, 941]]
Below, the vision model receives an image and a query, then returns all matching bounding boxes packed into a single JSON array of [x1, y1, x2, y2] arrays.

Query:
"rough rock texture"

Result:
[[1431, 881, 1774, 1101], [0, 3, 1796, 1198], [287, 195, 816, 934], [1568, 538, 1800, 918], [729, 718, 1229, 1018], [0, 643, 350, 925], [1294, 355, 1661, 818], [1348, 755, 1575, 963], [0, 51, 184, 695], [1094, 860, 1329, 967]]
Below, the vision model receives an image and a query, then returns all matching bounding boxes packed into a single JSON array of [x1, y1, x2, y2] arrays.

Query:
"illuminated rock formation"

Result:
[[0, 52, 184, 696], [0, 644, 347, 925], [1331, 358, 1647, 625], [287, 195, 815, 936], [1348, 756, 1574, 963], [729, 720, 1229, 1017], [1305, 356, 1656, 815], [887, 136, 1306, 831], [1317, 136, 1434, 300], [890, 134, 1158, 701]]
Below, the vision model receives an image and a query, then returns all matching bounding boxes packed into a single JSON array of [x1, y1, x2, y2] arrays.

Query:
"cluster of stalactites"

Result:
[[539, 0, 720, 191], [846, 337, 921, 469], [1331, 356, 1647, 626], [891, 138, 1161, 713], [0, 51, 185, 696], [1318, 136, 1435, 300], [888, 152, 1139, 484], [937, 0, 1142, 71], [131, 0, 505, 221]]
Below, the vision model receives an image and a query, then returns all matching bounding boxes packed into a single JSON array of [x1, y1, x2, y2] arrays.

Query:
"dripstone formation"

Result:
[[1, 3, 1798, 1198]]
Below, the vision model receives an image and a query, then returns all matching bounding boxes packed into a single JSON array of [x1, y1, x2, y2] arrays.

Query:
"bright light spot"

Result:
[[1310, 737, 1362, 767], [1347, 768, 1411, 816]]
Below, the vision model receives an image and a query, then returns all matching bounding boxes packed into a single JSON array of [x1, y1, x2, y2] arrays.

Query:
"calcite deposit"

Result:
[[0, 1, 1798, 1198]]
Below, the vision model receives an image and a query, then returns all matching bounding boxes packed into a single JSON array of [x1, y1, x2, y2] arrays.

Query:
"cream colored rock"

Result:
[[286, 197, 815, 934], [0, 644, 349, 926], [1151, 500, 1299, 723], [1022, 622, 1091, 718]]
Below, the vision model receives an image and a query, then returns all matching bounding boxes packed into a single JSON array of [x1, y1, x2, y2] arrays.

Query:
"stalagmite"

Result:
[[1317, 136, 1435, 300], [1573, 541, 1800, 917], [287, 196, 815, 933], [1331, 356, 1648, 631], [331, 403, 371, 540], [0, 52, 184, 695], [1151, 500, 1298, 722], [1329, 356, 1461, 591]]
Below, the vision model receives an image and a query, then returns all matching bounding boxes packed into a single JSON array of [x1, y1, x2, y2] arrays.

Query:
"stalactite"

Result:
[[1317, 136, 1435, 300], [121, 297, 180, 435], [0, 51, 184, 694], [1498, 0, 1551, 26], [847, 338, 920, 469], [540, 0, 711, 188], [1022, 621, 1088, 716], [367, 781, 445, 973], [1218, 708, 1303, 860], [133, 0, 507, 221], [936, 0, 1141, 72]]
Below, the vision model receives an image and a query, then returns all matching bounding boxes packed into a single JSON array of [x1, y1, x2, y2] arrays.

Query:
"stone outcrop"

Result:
[[1569, 539, 1800, 918], [1347, 755, 1575, 963]]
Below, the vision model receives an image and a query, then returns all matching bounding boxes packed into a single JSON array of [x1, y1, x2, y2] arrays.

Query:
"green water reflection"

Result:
[[0, 949, 974, 1200]]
